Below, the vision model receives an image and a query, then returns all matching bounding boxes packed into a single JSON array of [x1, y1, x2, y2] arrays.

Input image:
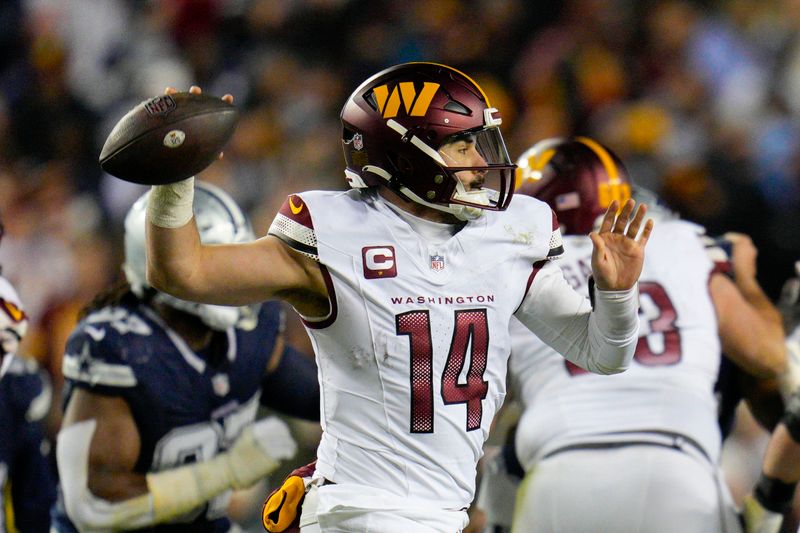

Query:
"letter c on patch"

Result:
[[365, 248, 394, 270], [362, 245, 398, 279]]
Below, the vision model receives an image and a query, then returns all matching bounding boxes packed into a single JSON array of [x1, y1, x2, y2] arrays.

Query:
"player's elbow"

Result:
[[145, 259, 168, 292], [757, 341, 788, 379], [145, 259, 177, 294], [62, 493, 105, 533], [584, 340, 636, 375], [590, 361, 630, 375], [64, 491, 154, 533], [144, 223, 206, 300], [145, 256, 198, 300], [723, 339, 787, 380]]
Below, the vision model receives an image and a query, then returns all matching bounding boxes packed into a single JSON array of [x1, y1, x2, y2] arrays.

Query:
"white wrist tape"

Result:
[[146, 452, 234, 522], [147, 177, 195, 228], [592, 285, 640, 344]]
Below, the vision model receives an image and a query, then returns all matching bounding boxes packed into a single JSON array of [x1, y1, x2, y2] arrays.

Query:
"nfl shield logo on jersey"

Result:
[[430, 254, 445, 272], [212, 373, 230, 396], [353, 133, 364, 151]]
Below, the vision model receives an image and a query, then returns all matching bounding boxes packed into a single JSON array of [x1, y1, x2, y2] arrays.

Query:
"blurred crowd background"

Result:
[[1, 0, 800, 528]]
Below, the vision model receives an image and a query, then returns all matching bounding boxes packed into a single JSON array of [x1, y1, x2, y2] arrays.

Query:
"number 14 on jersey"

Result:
[[396, 309, 489, 433]]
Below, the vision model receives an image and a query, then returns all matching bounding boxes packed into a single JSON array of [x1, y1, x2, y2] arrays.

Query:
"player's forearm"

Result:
[[145, 178, 206, 299], [727, 236, 786, 359], [762, 425, 800, 482], [146, 221, 205, 298], [720, 326, 786, 379], [765, 393, 800, 482], [713, 275, 786, 378], [88, 468, 150, 503], [736, 313, 786, 379], [739, 277, 785, 330], [516, 264, 638, 375], [59, 419, 292, 530], [580, 287, 639, 374]]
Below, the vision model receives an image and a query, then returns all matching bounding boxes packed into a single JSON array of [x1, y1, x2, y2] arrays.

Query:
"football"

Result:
[[99, 92, 238, 185]]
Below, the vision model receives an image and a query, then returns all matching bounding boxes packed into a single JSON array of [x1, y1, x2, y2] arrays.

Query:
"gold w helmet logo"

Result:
[[515, 146, 558, 188], [373, 82, 440, 119]]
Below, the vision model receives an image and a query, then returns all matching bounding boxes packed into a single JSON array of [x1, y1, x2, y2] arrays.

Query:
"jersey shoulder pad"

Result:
[[697, 229, 732, 275], [268, 192, 319, 260], [62, 306, 147, 389], [506, 195, 564, 259]]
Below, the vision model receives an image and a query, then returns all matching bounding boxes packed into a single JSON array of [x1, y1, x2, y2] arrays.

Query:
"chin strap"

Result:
[[397, 185, 484, 221]]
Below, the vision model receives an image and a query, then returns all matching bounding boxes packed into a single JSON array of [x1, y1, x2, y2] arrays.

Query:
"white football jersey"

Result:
[[511, 219, 724, 470], [269, 189, 561, 508]]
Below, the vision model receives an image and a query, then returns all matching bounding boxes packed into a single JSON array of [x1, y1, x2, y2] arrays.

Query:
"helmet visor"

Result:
[[438, 127, 516, 211]]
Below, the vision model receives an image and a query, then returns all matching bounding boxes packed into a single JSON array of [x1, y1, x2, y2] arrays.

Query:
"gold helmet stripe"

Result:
[[575, 136, 620, 184]]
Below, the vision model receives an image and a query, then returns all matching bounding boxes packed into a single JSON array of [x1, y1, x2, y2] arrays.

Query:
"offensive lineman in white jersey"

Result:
[[141, 63, 653, 533], [479, 137, 785, 533]]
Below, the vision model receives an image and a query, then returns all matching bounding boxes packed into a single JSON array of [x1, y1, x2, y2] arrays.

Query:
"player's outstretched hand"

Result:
[[724, 232, 759, 284], [590, 199, 653, 291]]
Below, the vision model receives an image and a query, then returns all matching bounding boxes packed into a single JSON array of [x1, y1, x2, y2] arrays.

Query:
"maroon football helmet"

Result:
[[515, 137, 632, 235], [340, 62, 516, 220]]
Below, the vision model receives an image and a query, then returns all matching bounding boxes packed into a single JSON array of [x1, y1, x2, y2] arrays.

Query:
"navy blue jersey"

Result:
[[52, 300, 284, 533], [0, 354, 56, 533]]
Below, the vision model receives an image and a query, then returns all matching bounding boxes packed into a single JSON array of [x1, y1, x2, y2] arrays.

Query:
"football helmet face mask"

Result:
[[0, 275, 28, 366], [341, 62, 516, 220], [515, 137, 632, 235], [124, 181, 256, 331]]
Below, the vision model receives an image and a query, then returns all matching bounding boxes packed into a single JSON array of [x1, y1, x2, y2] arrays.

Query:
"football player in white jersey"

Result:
[[476, 137, 786, 533], [141, 63, 653, 533]]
